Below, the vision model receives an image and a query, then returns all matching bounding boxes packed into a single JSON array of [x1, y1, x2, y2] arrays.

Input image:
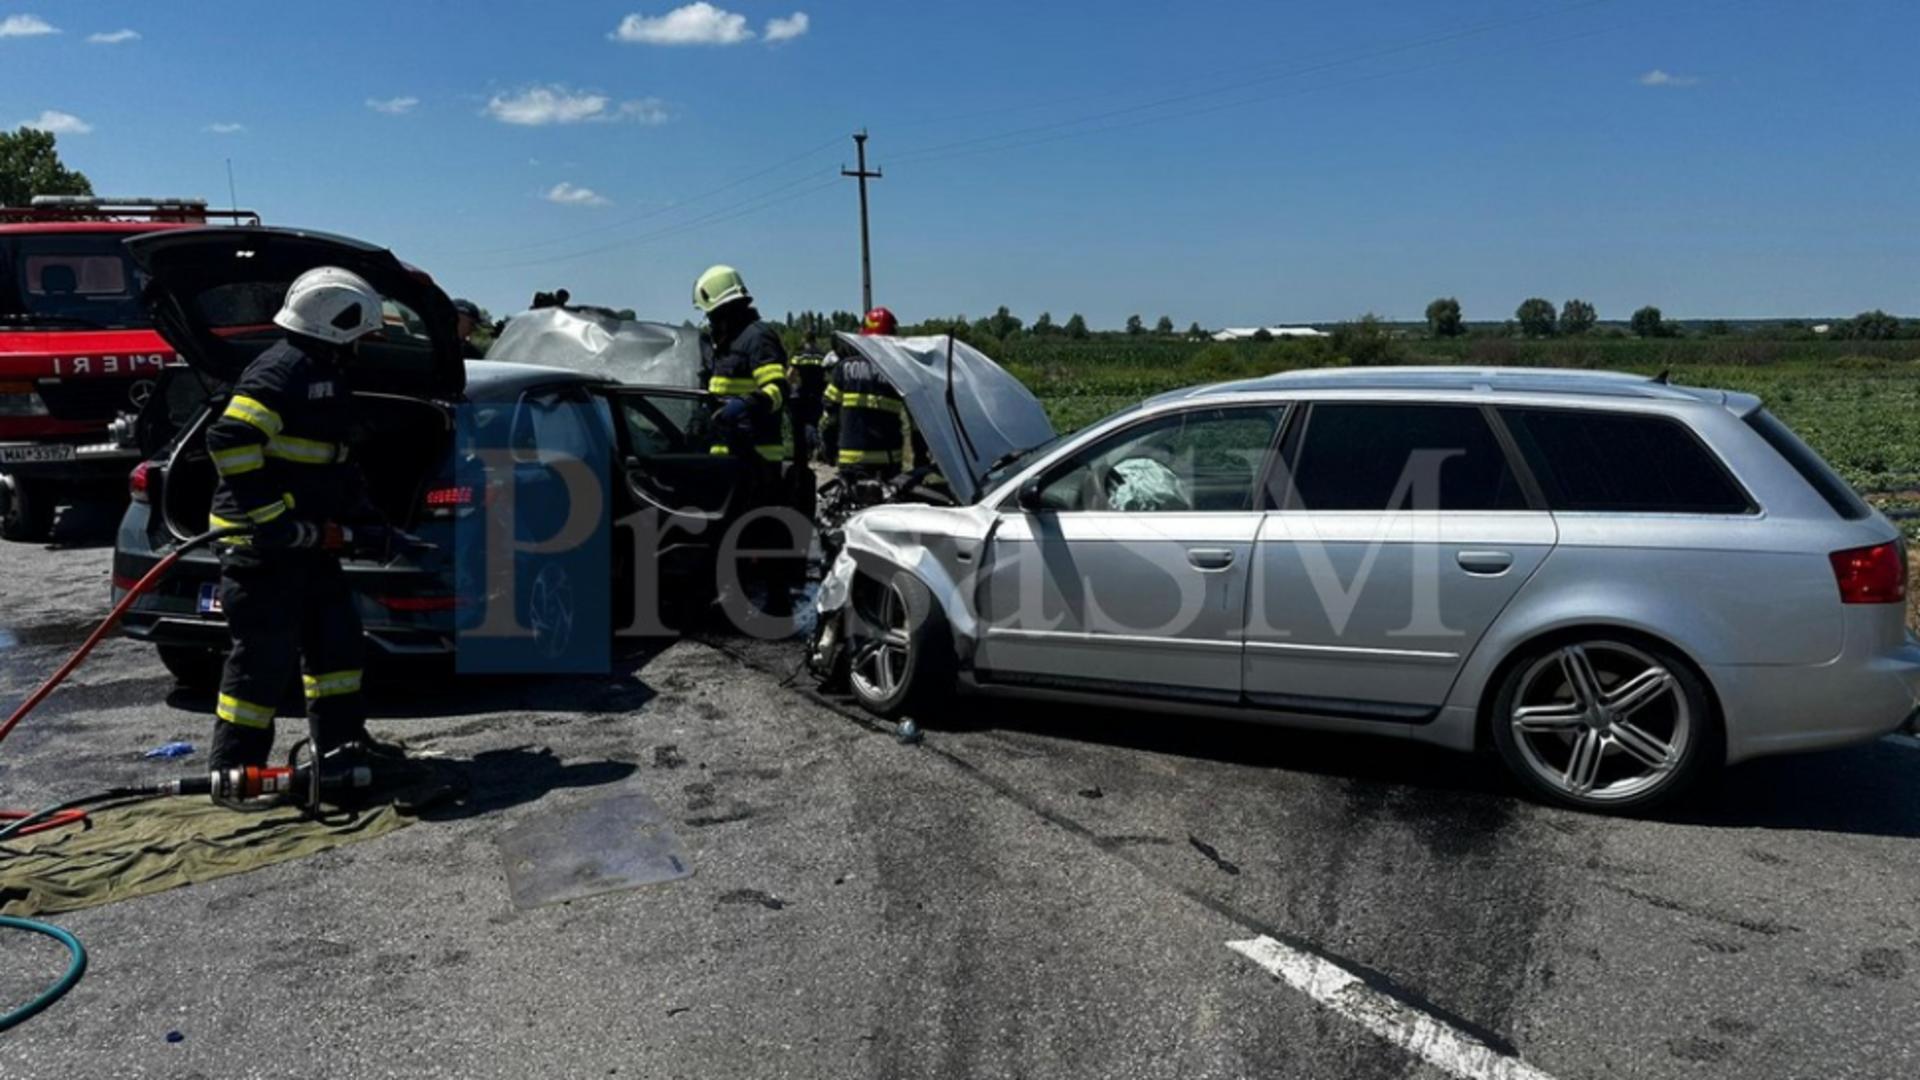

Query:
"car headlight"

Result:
[[0, 382, 48, 417]]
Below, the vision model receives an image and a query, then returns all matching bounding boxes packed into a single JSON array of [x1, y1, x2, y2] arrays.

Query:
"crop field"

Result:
[[995, 337, 1920, 511]]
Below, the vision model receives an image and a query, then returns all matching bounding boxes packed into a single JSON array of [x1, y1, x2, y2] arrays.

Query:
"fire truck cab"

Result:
[[0, 196, 259, 541]]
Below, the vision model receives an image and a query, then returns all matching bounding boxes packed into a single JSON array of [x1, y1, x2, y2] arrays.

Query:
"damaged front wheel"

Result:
[[845, 570, 953, 721]]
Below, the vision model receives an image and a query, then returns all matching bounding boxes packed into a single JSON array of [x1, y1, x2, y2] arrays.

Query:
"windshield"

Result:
[[0, 232, 153, 330], [977, 431, 1070, 495]]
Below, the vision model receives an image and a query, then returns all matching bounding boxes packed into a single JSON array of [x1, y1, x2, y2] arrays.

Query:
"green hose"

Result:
[[0, 915, 87, 1032]]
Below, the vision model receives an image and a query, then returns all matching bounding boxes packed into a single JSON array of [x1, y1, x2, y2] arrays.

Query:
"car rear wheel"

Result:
[[845, 570, 953, 720], [1490, 637, 1717, 813], [1, 477, 55, 543], [157, 644, 226, 691]]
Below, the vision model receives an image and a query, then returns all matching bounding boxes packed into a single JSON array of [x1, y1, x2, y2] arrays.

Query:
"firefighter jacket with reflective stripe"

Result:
[[788, 352, 828, 404], [206, 339, 364, 535], [823, 353, 904, 468], [706, 317, 788, 461]]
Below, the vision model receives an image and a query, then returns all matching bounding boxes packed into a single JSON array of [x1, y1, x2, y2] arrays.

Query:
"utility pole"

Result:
[[841, 130, 882, 313]]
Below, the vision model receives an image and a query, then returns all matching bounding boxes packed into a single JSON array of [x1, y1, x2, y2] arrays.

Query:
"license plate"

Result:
[[0, 444, 76, 465], [197, 583, 224, 615]]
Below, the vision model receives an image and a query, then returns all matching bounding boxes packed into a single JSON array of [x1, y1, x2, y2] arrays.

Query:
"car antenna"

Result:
[[1650, 368, 1672, 384]]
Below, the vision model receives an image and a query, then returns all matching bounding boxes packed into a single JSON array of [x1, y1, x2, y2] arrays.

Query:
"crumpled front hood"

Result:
[[488, 307, 708, 389], [830, 333, 1055, 504]]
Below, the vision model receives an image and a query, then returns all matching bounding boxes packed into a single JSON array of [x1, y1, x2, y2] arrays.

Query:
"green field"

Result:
[[993, 338, 1920, 506]]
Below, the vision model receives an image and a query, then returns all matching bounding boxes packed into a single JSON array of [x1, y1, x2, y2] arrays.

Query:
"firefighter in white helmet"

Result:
[[203, 267, 400, 776]]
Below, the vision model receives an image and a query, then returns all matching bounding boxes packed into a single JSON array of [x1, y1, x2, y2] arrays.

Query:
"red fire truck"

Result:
[[0, 196, 258, 541]]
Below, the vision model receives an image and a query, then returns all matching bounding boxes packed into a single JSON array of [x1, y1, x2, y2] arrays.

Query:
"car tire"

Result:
[[845, 569, 954, 720], [1489, 634, 1719, 814], [1, 478, 55, 543], [157, 644, 226, 691]]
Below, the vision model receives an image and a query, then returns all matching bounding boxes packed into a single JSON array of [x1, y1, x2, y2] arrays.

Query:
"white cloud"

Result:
[[0, 14, 58, 37], [545, 182, 611, 207], [1638, 69, 1701, 88], [21, 110, 91, 135], [763, 12, 809, 43], [205, 122, 246, 135], [366, 96, 420, 115], [484, 85, 668, 126], [87, 29, 139, 45], [611, 3, 752, 45]]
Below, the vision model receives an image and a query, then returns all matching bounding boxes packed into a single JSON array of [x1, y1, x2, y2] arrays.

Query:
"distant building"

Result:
[[1211, 326, 1329, 342]]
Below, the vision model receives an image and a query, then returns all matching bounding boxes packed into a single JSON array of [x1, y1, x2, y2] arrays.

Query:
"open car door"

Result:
[[601, 386, 753, 526]]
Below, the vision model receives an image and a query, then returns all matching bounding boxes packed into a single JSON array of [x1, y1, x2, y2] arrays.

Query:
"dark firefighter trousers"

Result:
[[211, 549, 368, 768]]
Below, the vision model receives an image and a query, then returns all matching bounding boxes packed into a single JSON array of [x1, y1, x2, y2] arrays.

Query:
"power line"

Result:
[[884, 0, 1619, 167], [446, 134, 844, 258]]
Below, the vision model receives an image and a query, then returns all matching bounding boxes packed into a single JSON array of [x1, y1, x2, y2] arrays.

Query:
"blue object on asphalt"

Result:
[[142, 741, 195, 760]]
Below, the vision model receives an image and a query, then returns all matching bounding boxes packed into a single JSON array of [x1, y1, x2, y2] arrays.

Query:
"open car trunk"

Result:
[[161, 392, 453, 540]]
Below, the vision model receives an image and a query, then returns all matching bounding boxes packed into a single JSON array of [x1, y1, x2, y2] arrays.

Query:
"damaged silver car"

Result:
[[813, 357, 1920, 812]]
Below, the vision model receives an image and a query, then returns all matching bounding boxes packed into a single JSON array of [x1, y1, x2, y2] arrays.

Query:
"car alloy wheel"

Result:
[[849, 579, 912, 703], [1507, 641, 1693, 805]]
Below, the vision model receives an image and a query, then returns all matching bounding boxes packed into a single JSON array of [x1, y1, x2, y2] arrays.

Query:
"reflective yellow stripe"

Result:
[[756, 445, 786, 462], [243, 498, 289, 524], [302, 669, 363, 700], [265, 434, 345, 465], [216, 693, 275, 729], [708, 377, 756, 395], [790, 355, 825, 367], [222, 395, 283, 437], [210, 445, 265, 476], [752, 362, 786, 387], [761, 382, 785, 411], [209, 512, 251, 544], [838, 447, 901, 466], [840, 393, 903, 414], [709, 445, 732, 456], [823, 385, 843, 404]]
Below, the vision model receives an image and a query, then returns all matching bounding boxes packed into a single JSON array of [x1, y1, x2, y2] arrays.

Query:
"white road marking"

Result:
[[1228, 936, 1560, 1080]]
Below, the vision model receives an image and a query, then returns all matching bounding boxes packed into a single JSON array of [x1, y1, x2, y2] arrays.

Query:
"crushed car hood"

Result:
[[487, 306, 707, 389], [830, 333, 1055, 504], [126, 227, 464, 395]]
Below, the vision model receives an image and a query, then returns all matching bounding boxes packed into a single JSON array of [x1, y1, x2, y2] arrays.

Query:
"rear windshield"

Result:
[[0, 233, 153, 330], [1744, 408, 1871, 520]]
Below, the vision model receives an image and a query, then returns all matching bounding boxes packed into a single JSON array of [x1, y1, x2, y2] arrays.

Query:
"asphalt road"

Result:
[[1, 505, 1917, 1079]]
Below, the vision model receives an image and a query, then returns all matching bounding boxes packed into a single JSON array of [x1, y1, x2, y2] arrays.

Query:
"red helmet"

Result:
[[861, 307, 898, 336]]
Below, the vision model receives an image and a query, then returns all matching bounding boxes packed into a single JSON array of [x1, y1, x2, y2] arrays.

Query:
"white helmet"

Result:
[[273, 266, 385, 345]]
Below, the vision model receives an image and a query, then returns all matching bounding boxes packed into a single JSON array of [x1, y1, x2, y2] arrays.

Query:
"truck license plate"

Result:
[[0, 444, 77, 465], [197, 583, 224, 615]]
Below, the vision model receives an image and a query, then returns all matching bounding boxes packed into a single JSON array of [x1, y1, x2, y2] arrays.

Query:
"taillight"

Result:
[[424, 485, 474, 507], [1829, 541, 1906, 604], [129, 461, 152, 503]]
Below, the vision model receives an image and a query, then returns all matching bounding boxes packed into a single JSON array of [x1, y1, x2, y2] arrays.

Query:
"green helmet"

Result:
[[692, 264, 750, 314]]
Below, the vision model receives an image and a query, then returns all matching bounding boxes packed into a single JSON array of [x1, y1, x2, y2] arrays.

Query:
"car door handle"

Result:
[[1187, 547, 1236, 571], [1456, 550, 1513, 575]]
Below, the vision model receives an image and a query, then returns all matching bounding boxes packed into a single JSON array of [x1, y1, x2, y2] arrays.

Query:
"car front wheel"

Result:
[[1, 477, 55, 543], [845, 570, 953, 720], [1490, 636, 1718, 813]]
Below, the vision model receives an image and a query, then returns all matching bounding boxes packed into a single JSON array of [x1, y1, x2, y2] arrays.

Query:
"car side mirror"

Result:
[[1016, 478, 1047, 513]]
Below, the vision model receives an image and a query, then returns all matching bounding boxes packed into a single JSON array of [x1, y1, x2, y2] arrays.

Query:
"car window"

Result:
[[1744, 408, 1868, 519], [512, 388, 603, 464], [1036, 406, 1281, 513], [1286, 403, 1527, 511], [1500, 407, 1753, 514], [2, 234, 152, 329], [617, 392, 712, 457]]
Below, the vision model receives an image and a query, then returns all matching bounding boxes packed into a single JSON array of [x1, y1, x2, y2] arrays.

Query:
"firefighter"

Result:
[[692, 265, 799, 614], [788, 331, 829, 465], [204, 267, 398, 774], [822, 306, 906, 480], [452, 298, 487, 359]]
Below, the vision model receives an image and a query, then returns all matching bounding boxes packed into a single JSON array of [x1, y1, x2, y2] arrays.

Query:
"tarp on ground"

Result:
[[0, 797, 416, 916], [830, 333, 1056, 504], [487, 307, 708, 390]]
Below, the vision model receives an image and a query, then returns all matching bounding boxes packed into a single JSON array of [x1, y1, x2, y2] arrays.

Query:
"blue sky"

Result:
[[4, 1, 1917, 327]]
